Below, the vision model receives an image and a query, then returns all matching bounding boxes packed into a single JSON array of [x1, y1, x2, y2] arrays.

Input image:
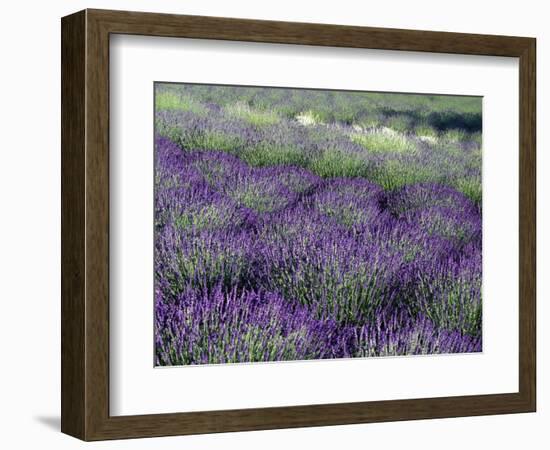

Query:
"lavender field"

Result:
[[154, 84, 482, 366]]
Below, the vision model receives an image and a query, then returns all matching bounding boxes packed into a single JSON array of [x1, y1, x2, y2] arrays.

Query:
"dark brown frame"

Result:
[[61, 8, 536, 441]]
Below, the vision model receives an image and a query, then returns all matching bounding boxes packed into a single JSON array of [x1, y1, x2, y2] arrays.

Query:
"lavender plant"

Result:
[[153, 83, 483, 365]]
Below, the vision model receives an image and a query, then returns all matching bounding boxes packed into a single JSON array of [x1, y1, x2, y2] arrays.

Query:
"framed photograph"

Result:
[[61, 9, 536, 440]]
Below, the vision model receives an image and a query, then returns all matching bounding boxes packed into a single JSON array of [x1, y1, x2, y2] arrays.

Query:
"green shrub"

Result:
[[241, 144, 308, 168], [414, 125, 439, 139], [351, 131, 417, 155], [454, 177, 482, 208], [174, 130, 244, 153], [295, 110, 324, 126], [370, 160, 436, 191], [443, 129, 469, 142], [311, 149, 368, 178], [155, 91, 206, 115], [385, 115, 413, 133], [226, 102, 280, 126]]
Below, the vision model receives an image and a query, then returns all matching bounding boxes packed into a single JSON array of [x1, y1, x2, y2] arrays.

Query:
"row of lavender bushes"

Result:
[[154, 85, 482, 365]]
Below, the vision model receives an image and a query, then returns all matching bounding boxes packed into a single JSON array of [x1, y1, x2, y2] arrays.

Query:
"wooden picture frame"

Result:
[[61, 8, 536, 441]]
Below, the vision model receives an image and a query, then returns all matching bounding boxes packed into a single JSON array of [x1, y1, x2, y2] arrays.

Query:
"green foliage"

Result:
[[315, 200, 371, 228], [241, 144, 308, 168], [295, 110, 324, 126], [351, 131, 417, 155], [156, 84, 481, 133], [166, 239, 250, 294], [155, 83, 482, 209], [454, 177, 482, 208], [416, 273, 482, 337], [385, 115, 414, 133], [173, 130, 244, 153], [470, 132, 483, 146], [443, 128, 469, 142], [231, 186, 278, 213], [155, 91, 206, 115], [370, 160, 438, 191], [310, 149, 368, 178], [266, 245, 388, 323], [226, 102, 281, 126], [174, 205, 228, 232], [240, 325, 308, 362], [413, 124, 439, 139]]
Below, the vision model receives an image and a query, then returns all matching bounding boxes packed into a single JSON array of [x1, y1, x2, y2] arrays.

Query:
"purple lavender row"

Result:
[[154, 136, 482, 364], [155, 283, 481, 366], [155, 98, 481, 206]]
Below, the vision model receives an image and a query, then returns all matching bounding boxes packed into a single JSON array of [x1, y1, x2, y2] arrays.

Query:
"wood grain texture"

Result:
[[61, 10, 86, 439], [518, 39, 536, 410], [88, 8, 532, 56], [61, 8, 537, 441], [85, 10, 111, 440]]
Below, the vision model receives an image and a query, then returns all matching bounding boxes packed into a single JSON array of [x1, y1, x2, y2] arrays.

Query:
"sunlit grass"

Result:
[[155, 91, 206, 115], [370, 160, 437, 191], [172, 130, 244, 153], [226, 102, 281, 127], [311, 149, 368, 178], [351, 130, 417, 155], [442, 129, 469, 142], [241, 144, 308, 168], [295, 110, 324, 126], [414, 125, 439, 139]]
